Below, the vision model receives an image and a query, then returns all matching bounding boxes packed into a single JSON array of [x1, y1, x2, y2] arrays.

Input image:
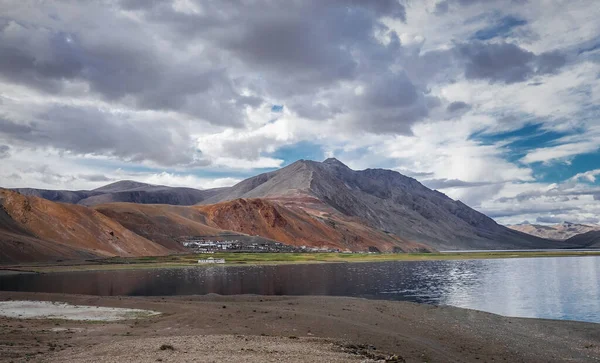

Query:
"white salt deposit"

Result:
[[0, 301, 160, 321]]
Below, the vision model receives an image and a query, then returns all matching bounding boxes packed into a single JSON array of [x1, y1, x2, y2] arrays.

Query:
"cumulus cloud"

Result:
[[0, 106, 208, 167], [570, 169, 600, 183], [0, 4, 253, 126], [0, 0, 433, 167]]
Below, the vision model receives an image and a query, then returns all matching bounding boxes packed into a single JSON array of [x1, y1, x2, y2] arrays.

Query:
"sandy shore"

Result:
[[0, 292, 599, 363]]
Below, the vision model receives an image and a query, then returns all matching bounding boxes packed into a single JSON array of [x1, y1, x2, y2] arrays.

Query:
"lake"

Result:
[[1, 256, 599, 323]]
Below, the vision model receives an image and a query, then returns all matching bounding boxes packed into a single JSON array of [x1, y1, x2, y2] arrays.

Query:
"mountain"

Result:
[[14, 180, 222, 207], [0, 189, 169, 264], [565, 231, 600, 248], [508, 222, 600, 241], [202, 158, 568, 250]]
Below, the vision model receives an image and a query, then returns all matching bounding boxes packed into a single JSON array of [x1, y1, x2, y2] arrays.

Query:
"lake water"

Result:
[[1, 256, 599, 323]]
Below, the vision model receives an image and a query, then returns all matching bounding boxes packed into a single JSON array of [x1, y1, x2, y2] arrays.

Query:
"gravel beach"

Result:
[[0, 292, 599, 362]]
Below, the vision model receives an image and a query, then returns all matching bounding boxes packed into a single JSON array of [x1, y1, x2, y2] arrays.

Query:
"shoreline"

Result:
[[2, 250, 600, 274], [1, 291, 599, 362]]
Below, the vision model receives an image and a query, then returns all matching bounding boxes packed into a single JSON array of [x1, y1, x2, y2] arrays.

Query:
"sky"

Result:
[[0, 0, 599, 226]]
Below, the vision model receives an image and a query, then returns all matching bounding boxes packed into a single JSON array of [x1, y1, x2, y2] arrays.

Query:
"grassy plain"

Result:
[[2, 250, 599, 274]]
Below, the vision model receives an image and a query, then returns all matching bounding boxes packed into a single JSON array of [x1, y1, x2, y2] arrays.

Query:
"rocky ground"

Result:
[[0, 292, 599, 362]]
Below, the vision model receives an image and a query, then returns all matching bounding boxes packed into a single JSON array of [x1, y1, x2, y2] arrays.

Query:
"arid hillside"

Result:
[[0, 189, 169, 264], [94, 203, 226, 252], [95, 198, 431, 253], [194, 198, 430, 252]]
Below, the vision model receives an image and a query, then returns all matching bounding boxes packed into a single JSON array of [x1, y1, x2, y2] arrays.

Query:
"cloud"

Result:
[[0, 117, 33, 135], [473, 15, 527, 41], [131, 171, 241, 189], [0, 0, 431, 139], [433, 1, 450, 15], [569, 169, 600, 183], [484, 205, 578, 219], [396, 170, 436, 179], [0, 106, 209, 167], [496, 185, 600, 203], [422, 178, 497, 189], [536, 216, 599, 225], [434, 0, 528, 15], [0, 145, 9, 159], [457, 41, 567, 84], [0, 4, 254, 126], [350, 71, 440, 134], [535, 216, 563, 224], [521, 141, 599, 164], [77, 174, 113, 182], [446, 101, 472, 114]]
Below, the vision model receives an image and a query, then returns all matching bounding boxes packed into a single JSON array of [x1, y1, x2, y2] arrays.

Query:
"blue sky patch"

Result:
[[473, 123, 600, 184], [473, 123, 567, 155], [530, 152, 600, 184], [271, 104, 284, 112]]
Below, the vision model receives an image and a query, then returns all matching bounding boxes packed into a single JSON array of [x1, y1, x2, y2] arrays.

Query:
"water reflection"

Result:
[[1, 257, 599, 323]]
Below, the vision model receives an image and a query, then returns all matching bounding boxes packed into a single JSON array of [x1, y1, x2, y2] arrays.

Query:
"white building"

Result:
[[198, 257, 225, 264]]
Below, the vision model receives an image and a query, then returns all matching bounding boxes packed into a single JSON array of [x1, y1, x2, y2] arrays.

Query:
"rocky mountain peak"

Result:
[[322, 158, 349, 168]]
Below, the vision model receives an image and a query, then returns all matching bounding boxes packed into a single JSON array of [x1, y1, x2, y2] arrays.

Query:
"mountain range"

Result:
[[508, 222, 600, 241], [14, 180, 223, 206], [2, 158, 590, 263]]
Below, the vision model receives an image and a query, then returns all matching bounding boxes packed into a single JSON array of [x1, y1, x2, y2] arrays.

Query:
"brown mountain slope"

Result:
[[0, 189, 169, 264], [0, 206, 99, 264], [194, 199, 430, 252], [94, 203, 225, 251], [94, 199, 431, 252]]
